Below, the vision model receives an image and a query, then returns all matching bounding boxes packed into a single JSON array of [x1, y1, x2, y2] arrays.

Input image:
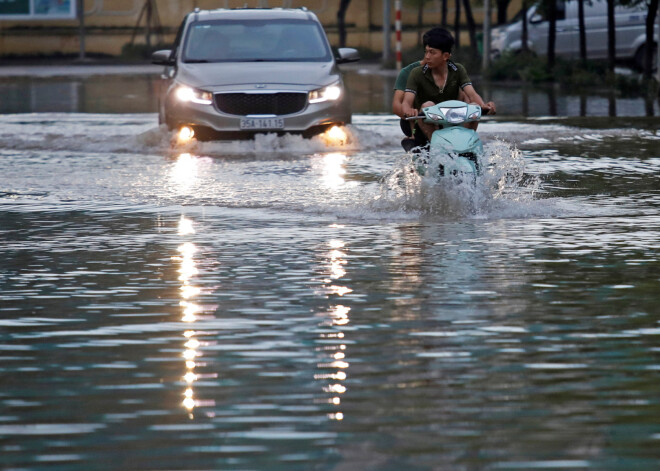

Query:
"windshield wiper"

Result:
[[184, 59, 209, 63]]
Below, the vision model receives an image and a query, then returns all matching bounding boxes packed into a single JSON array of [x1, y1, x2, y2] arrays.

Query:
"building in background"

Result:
[[0, 0, 521, 59]]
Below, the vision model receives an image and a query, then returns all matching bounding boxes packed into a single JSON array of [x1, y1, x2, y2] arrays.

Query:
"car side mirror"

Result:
[[529, 13, 544, 24], [336, 47, 360, 64], [151, 49, 175, 65]]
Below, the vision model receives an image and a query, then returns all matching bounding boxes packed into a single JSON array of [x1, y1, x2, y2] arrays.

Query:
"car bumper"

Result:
[[165, 93, 352, 136]]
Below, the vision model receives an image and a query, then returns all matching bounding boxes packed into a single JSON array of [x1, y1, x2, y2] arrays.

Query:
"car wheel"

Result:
[[157, 100, 176, 130], [634, 43, 658, 72]]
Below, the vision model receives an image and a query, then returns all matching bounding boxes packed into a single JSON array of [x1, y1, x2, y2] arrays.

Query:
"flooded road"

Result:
[[1, 68, 659, 470]]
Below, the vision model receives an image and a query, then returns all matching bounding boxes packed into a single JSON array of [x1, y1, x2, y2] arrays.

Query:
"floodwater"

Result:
[[1, 67, 659, 471]]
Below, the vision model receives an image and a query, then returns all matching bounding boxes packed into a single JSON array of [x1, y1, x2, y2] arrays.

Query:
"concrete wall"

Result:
[[0, 0, 523, 58]]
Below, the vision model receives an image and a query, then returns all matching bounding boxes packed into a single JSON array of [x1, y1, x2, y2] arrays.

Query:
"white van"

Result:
[[490, 0, 658, 69]]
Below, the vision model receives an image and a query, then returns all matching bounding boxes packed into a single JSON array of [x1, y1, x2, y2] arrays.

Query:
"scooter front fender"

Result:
[[426, 126, 484, 177], [430, 127, 482, 155]]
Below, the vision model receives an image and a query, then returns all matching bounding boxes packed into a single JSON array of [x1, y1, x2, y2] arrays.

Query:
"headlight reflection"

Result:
[[315, 231, 352, 422], [321, 153, 347, 189], [171, 153, 198, 189], [171, 215, 217, 418]]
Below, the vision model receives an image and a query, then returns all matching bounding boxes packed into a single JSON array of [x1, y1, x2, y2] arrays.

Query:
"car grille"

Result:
[[214, 92, 307, 116]]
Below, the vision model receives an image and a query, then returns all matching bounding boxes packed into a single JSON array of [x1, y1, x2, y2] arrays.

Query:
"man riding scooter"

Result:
[[400, 27, 496, 147]]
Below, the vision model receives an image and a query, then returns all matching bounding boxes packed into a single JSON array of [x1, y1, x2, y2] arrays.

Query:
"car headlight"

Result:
[[309, 83, 342, 104], [175, 86, 213, 105]]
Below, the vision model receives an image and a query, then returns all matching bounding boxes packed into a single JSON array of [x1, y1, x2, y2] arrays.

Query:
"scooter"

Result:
[[405, 100, 485, 180]]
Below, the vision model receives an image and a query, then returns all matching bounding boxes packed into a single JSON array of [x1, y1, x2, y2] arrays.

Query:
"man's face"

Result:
[[424, 46, 450, 69]]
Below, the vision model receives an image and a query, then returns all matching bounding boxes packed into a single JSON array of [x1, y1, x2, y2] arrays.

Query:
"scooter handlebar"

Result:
[[405, 107, 494, 121]]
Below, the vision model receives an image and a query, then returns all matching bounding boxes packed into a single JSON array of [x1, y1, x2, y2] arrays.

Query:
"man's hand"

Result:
[[483, 101, 496, 115], [402, 106, 419, 119]]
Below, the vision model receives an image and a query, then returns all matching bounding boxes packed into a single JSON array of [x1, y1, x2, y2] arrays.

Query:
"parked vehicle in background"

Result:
[[490, 0, 658, 70], [152, 7, 360, 140]]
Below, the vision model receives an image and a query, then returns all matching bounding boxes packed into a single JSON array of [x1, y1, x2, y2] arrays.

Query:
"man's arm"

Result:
[[401, 91, 418, 118], [392, 89, 406, 117], [392, 60, 424, 118], [461, 84, 496, 114]]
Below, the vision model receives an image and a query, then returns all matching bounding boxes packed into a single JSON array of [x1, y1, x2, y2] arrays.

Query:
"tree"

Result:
[[521, 0, 529, 53], [607, 0, 616, 74], [543, 0, 558, 72], [642, 0, 659, 80], [462, 0, 479, 57], [578, 0, 588, 65], [441, 0, 448, 27], [337, 0, 351, 48], [405, 0, 434, 45], [496, 0, 512, 25], [454, 0, 462, 48]]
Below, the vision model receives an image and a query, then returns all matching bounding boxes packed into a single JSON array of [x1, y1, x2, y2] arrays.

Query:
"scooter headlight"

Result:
[[441, 106, 468, 123], [309, 82, 343, 104], [175, 86, 213, 105]]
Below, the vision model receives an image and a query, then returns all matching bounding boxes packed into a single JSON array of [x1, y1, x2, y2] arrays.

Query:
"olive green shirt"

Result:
[[394, 61, 421, 91], [405, 61, 471, 108]]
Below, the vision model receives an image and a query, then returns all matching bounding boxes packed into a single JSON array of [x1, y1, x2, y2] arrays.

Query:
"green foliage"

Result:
[[485, 50, 546, 81], [486, 50, 657, 96], [552, 58, 609, 87], [614, 73, 649, 96]]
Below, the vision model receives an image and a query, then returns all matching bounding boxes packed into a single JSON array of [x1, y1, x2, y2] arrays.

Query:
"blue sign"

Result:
[[0, 0, 75, 19]]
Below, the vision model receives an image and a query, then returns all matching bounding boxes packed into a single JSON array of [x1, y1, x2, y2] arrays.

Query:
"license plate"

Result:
[[240, 117, 284, 130]]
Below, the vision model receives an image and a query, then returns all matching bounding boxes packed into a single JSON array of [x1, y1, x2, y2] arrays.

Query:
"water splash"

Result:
[[371, 140, 540, 219], [164, 125, 362, 158], [0, 114, 368, 158]]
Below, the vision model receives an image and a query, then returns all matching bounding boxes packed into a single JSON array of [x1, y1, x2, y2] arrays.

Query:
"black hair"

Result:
[[422, 27, 454, 54]]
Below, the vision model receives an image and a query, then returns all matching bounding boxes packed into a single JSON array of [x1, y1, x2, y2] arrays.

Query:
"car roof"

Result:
[[189, 8, 318, 22]]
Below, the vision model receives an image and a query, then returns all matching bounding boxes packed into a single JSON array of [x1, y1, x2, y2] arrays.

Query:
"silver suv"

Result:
[[152, 7, 360, 140], [491, 1, 658, 70]]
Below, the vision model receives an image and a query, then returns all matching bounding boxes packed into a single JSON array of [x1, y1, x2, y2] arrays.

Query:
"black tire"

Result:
[[158, 99, 177, 130], [634, 43, 658, 72]]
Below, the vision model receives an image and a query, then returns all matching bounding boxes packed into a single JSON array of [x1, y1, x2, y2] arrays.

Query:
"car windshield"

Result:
[[182, 19, 332, 63]]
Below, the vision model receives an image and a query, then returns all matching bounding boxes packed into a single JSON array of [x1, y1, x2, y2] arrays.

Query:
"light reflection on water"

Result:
[[0, 111, 659, 470]]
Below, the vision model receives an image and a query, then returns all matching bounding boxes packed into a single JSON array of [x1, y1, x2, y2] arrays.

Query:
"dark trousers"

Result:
[[400, 118, 429, 147]]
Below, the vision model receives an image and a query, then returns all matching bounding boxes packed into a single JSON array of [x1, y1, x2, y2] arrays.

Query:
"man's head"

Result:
[[423, 27, 454, 54], [422, 28, 454, 69]]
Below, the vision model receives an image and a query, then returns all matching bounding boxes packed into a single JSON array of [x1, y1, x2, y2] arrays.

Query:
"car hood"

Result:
[[176, 61, 341, 92]]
